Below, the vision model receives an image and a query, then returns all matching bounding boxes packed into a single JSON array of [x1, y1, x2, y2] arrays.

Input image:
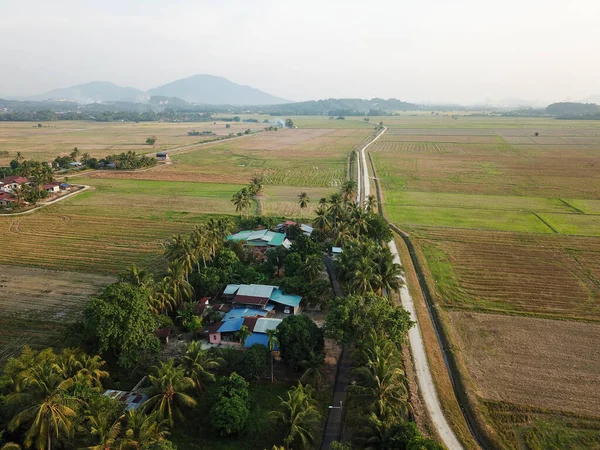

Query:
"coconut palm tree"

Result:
[[299, 352, 325, 390], [271, 383, 321, 450], [69, 147, 81, 162], [297, 192, 310, 210], [143, 359, 197, 428], [375, 249, 403, 295], [249, 176, 264, 195], [0, 431, 21, 450], [119, 265, 154, 289], [236, 325, 252, 347], [7, 363, 80, 450], [231, 190, 245, 217], [162, 261, 194, 308], [366, 195, 378, 213], [350, 347, 409, 422], [327, 192, 344, 226], [183, 341, 221, 394], [341, 180, 358, 204], [313, 206, 330, 232], [318, 197, 327, 207], [75, 354, 109, 388], [266, 329, 279, 383], [81, 409, 123, 450], [302, 255, 323, 282], [123, 409, 169, 449], [350, 257, 381, 295]]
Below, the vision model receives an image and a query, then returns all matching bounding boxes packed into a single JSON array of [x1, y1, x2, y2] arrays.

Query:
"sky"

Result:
[[1, 0, 599, 105]]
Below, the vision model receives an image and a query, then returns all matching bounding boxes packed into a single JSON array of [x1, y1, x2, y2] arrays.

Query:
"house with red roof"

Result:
[[0, 176, 31, 193], [0, 193, 17, 207]]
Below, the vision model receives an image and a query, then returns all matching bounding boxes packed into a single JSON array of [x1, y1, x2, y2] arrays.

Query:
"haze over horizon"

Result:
[[1, 0, 599, 105]]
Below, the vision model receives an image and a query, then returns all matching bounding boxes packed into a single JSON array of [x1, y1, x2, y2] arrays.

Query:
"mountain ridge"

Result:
[[27, 75, 289, 106]]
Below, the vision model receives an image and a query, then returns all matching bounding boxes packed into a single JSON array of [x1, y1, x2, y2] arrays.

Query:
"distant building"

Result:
[[43, 183, 61, 194], [156, 151, 170, 161], [0, 193, 17, 207], [0, 176, 31, 193], [226, 229, 291, 249]]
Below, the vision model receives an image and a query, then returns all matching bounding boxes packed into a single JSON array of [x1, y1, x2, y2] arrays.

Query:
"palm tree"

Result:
[[350, 257, 381, 295], [123, 410, 169, 449], [266, 329, 279, 383], [81, 152, 91, 164], [183, 341, 221, 394], [318, 197, 327, 207], [240, 187, 252, 218], [299, 352, 325, 390], [162, 261, 194, 308], [297, 192, 310, 210], [70, 147, 81, 162], [143, 359, 197, 428], [313, 206, 330, 232], [7, 364, 80, 450], [375, 249, 403, 295], [350, 343, 409, 422], [236, 325, 252, 347], [341, 180, 358, 204], [302, 255, 323, 282], [327, 193, 344, 226], [366, 195, 378, 213], [76, 354, 109, 388], [271, 383, 321, 450], [15, 151, 23, 163], [249, 176, 264, 195], [0, 431, 21, 450], [231, 191, 245, 217], [81, 410, 123, 450], [119, 265, 154, 289]]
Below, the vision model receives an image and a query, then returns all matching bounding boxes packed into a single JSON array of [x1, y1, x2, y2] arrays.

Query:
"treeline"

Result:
[[264, 98, 423, 116], [546, 102, 600, 117]]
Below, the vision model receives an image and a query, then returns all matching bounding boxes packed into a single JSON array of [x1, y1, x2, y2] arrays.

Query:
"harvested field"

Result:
[[0, 264, 114, 359], [415, 228, 600, 319], [447, 311, 600, 416], [261, 185, 335, 218], [0, 120, 258, 164], [87, 128, 372, 187]]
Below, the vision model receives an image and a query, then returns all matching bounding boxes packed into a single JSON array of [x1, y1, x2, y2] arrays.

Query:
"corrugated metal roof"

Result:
[[269, 289, 302, 307], [237, 284, 276, 298], [332, 247, 343, 254], [223, 308, 268, 321], [244, 333, 270, 348], [217, 317, 244, 333], [253, 318, 282, 334], [223, 284, 241, 296]]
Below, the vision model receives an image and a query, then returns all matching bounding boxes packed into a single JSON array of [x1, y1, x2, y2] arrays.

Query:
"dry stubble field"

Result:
[[371, 115, 600, 448]]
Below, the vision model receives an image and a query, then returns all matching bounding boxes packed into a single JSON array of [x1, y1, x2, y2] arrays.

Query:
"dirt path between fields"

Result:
[[359, 127, 464, 450]]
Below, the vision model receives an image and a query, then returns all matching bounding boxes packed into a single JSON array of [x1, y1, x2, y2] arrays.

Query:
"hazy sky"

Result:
[[1, 0, 599, 105]]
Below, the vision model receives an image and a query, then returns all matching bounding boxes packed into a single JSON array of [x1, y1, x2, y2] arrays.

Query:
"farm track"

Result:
[[358, 128, 469, 450]]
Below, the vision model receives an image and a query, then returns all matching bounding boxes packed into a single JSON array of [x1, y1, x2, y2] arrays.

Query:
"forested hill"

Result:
[[262, 98, 422, 116], [546, 102, 600, 117]]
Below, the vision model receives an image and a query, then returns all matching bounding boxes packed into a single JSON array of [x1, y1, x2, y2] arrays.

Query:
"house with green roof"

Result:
[[226, 229, 291, 249]]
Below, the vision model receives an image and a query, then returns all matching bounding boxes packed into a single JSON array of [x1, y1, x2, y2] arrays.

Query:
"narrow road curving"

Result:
[[358, 127, 464, 450]]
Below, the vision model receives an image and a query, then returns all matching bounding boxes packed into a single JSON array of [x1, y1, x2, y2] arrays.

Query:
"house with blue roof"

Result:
[[223, 283, 302, 315]]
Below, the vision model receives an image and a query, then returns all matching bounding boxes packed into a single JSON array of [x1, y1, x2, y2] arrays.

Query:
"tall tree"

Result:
[[143, 359, 197, 428], [271, 383, 321, 450], [81, 409, 123, 450], [236, 325, 252, 347], [266, 329, 280, 383], [123, 410, 170, 449], [297, 192, 310, 210], [183, 341, 221, 394], [7, 364, 79, 450]]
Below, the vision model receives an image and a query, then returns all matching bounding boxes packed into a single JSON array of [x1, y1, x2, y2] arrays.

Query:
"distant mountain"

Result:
[[29, 81, 143, 104], [148, 74, 289, 106]]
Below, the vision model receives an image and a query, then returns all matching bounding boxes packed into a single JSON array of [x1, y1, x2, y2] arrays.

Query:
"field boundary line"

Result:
[[556, 198, 586, 214], [531, 212, 559, 233], [0, 185, 90, 217]]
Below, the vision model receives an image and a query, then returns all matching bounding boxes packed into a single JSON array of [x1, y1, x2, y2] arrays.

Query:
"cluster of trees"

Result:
[[264, 98, 422, 116], [546, 102, 600, 117], [52, 149, 156, 171], [1, 156, 55, 207], [0, 347, 173, 450], [187, 131, 214, 136]]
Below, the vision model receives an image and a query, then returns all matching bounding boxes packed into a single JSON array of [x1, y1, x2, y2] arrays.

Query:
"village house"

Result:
[[208, 316, 282, 348], [226, 229, 291, 249], [0, 193, 17, 207], [275, 220, 314, 237], [43, 182, 61, 194], [223, 283, 302, 315], [0, 176, 31, 193]]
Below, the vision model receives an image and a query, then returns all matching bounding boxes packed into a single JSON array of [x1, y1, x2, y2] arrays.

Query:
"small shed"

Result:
[[331, 247, 343, 260], [156, 151, 170, 161]]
